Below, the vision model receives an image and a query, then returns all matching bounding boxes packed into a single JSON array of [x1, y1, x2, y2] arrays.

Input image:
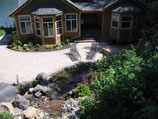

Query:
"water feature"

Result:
[[0, 0, 18, 28]]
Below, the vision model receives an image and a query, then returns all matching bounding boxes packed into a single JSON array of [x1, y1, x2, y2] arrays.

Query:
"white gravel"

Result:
[[0, 35, 125, 84]]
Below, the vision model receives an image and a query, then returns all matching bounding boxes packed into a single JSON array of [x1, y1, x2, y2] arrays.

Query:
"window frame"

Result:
[[121, 15, 132, 29], [132, 15, 137, 28], [111, 13, 120, 29], [56, 15, 63, 35], [42, 16, 54, 37], [18, 15, 33, 34], [34, 16, 41, 36], [65, 13, 78, 32]]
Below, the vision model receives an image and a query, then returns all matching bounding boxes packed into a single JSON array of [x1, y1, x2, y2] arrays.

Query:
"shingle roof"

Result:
[[32, 7, 63, 15], [17, 0, 27, 7], [112, 4, 141, 13]]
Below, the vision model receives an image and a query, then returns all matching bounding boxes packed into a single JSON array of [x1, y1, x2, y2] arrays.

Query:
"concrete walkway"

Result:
[[0, 35, 126, 84]]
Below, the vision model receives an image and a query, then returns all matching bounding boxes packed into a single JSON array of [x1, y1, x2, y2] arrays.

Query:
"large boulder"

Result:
[[34, 85, 53, 97], [35, 72, 51, 85], [12, 94, 30, 110], [0, 83, 18, 102]]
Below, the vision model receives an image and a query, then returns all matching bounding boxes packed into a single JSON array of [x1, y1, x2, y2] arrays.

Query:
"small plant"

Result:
[[0, 111, 14, 119], [17, 40, 22, 46], [27, 42, 33, 48], [35, 43, 40, 48], [12, 46, 16, 50], [17, 45, 21, 51], [65, 39, 70, 45], [0, 29, 6, 36], [25, 48, 30, 52], [45, 44, 53, 50], [31, 80, 38, 87], [56, 46, 59, 50], [77, 83, 92, 97], [61, 42, 65, 46]]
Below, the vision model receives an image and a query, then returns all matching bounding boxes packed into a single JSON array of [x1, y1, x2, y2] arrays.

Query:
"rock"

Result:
[[40, 100, 63, 116], [0, 102, 14, 114], [35, 72, 51, 85], [56, 84, 74, 94], [13, 108, 23, 116], [0, 105, 9, 114], [12, 94, 30, 110], [29, 88, 35, 94], [50, 91, 64, 100], [0, 83, 18, 102], [34, 85, 52, 96], [34, 91, 42, 98], [19, 81, 33, 95]]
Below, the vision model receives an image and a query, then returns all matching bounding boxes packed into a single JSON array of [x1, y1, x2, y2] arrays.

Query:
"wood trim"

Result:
[[54, 16, 57, 44], [102, 12, 104, 36], [39, 16, 45, 44], [79, 12, 81, 37], [9, 0, 33, 17], [81, 10, 103, 13], [63, 0, 80, 12]]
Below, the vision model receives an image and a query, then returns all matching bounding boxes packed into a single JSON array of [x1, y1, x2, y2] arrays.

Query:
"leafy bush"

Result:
[[77, 83, 92, 97], [27, 42, 33, 48], [65, 39, 70, 45], [0, 111, 14, 119], [61, 42, 65, 46], [45, 44, 53, 50], [25, 48, 30, 52], [17, 46, 21, 51], [35, 43, 40, 48], [12, 46, 16, 50], [17, 40, 22, 46], [0, 29, 6, 36], [56, 46, 59, 50]]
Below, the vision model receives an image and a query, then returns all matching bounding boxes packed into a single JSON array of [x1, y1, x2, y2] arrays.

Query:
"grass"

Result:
[[53, 65, 90, 84], [0, 29, 6, 36], [0, 111, 14, 119]]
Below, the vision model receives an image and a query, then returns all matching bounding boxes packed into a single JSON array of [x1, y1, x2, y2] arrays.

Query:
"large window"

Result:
[[19, 16, 32, 34], [42, 17, 54, 37], [34, 16, 40, 36], [121, 15, 132, 29], [112, 14, 119, 28], [66, 14, 77, 32], [56, 16, 62, 35]]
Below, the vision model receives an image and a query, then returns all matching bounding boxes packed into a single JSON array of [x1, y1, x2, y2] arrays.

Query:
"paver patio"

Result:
[[0, 35, 126, 84]]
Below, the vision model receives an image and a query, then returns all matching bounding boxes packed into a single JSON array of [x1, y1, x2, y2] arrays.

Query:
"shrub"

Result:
[[56, 46, 59, 50], [65, 39, 70, 45], [77, 83, 92, 97], [0, 111, 14, 119], [34, 47, 39, 51], [12, 46, 16, 50], [27, 42, 33, 48], [45, 44, 53, 50], [31, 80, 38, 87], [25, 48, 30, 52], [17, 40, 22, 46], [35, 43, 40, 48], [61, 42, 65, 46], [17, 46, 21, 51], [0, 29, 6, 36]]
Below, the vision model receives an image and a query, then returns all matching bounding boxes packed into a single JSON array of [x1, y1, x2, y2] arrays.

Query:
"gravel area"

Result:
[[0, 35, 126, 84]]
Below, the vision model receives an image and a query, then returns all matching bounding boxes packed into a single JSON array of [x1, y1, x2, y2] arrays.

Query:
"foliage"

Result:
[[56, 46, 59, 50], [12, 46, 16, 50], [0, 29, 6, 36], [0, 111, 14, 119], [61, 41, 65, 46], [65, 39, 70, 45], [27, 42, 33, 48], [17, 40, 22, 46], [45, 44, 53, 50], [31, 80, 38, 87], [25, 48, 30, 52], [77, 83, 92, 97], [35, 43, 40, 48], [17, 46, 21, 51]]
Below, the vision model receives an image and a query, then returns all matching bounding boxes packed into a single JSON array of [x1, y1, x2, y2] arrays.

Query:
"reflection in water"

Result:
[[0, 0, 18, 28]]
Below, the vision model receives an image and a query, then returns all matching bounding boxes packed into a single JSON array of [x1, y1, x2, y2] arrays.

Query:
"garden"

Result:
[[8, 31, 70, 52]]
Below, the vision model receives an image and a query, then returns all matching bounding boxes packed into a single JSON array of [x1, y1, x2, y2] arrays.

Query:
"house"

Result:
[[9, 0, 147, 44]]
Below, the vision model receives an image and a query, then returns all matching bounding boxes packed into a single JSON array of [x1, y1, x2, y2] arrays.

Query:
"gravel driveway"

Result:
[[0, 35, 125, 84]]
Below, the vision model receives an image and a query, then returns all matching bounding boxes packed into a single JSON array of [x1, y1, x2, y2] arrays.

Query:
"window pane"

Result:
[[122, 16, 132, 21], [72, 20, 77, 31], [20, 22, 26, 33], [112, 21, 118, 27], [122, 22, 131, 28], [43, 23, 48, 36], [112, 14, 119, 21], [57, 21, 61, 28], [49, 23, 54, 36], [36, 29, 41, 35], [36, 22, 40, 29], [56, 16, 61, 21], [66, 20, 71, 31], [43, 17, 52, 22], [26, 22, 31, 33], [20, 16, 30, 22], [66, 15, 76, 20]]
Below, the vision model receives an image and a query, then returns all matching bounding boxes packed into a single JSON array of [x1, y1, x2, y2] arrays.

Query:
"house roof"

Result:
[[104, 0, 147, 9], [32, 7, 63, 15], [17, 0, 28, 7], [112, 4, 141, 13]]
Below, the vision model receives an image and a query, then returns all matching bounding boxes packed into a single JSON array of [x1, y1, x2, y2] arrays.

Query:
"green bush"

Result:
[[45, 44, 53, 50], [77, 83, 92, 97], [25, 48, 30, 52], [27, 42, 33, 48], [56, 46, 59, 50], [65, 39, 70, 45], [0, 111, 14, 119], [35, 43, 40, 48], [61, 42, 65, 46], [17, 40, 22, 46], [17, 46, 21, 51], [0, 29, 6, 36], [12, 46, 16, 50]]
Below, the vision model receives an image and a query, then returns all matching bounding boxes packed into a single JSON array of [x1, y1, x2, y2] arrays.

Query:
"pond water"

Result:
[[0, 0, 18, 28]]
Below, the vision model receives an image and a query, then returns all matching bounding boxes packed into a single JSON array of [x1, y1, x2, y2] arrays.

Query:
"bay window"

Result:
[[56, 16, 62, 35], [34, 16, 40, 36], [19, 15, 32, 34], [66, 14, 77, 32], [112, 14, 119, 28], [42, 17, 54, 37]]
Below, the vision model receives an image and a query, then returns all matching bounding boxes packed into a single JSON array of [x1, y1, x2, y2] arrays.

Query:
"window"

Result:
[[112, 14, 119, 28], [132, 16, 137, 27], [121, 15, 132, 29], [19, 16, 32, 34], [34, 16, 40, 36], [56, 16, 62, 35], [42, 17, 54, 37], [66, 14, 77, 32]]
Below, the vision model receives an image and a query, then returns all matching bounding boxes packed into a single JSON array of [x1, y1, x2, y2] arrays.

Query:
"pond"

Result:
[[0, 0, 18, 27]]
